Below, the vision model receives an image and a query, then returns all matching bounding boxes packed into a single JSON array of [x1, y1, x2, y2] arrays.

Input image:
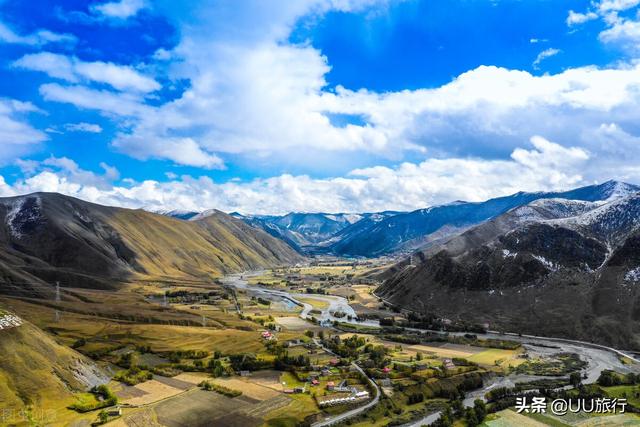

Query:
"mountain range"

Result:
[[158, 180, 640, 259], [1, 181, 639, 348], [0, 193, 302, 297], [377, 182, 640, 348]]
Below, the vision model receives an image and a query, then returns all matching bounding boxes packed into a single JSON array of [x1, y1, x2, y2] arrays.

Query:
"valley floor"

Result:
[[1, 259, 640, 427]]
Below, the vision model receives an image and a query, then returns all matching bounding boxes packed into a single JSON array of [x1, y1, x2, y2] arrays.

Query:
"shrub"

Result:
[[69, 385, 117, 413], [199, 381, 242, 397]]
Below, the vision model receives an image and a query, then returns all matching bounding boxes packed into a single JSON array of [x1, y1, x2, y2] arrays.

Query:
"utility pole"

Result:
[[54, 281, 60, 322]]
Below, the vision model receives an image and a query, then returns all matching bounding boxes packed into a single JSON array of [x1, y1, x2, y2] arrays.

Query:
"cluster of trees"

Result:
[[432, 399, 486, 427], [363, 344, 389, 368], [199, 381, 242, 397], [326, 334, 367, 358], [274, 353, 311, 370], [451, 358, 477, 367], [69, 385, 118, 413], [379, 318, 395, 327], [208, 358, 226, 377], [598, 370, 640, 387], [228, 353, 272, 371], [434, 372, 483, 400], [167, 349, 209, 362], [253, 297, 271, 306], [381, 334, 420, 345], [263, 342, 310, 369], [151, 365, 182, 377], [114, 366, 153, 385], [406, 392, 424, 405], [72, 338, 87, 349], [115, 352, 136, 369], [485, 386, 515, 402]]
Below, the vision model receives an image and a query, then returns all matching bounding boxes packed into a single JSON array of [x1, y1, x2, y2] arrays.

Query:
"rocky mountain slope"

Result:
[[229, 211, 399, 251], [0, 193, 303, 296], [155, 181, 639, 258], [377, 190, 640, 349], [331, 180, 640, 257]]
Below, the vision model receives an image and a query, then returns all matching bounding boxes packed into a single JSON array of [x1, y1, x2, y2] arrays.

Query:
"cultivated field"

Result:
[[210, 376, 281, 400], [483, 409, 548, 426]]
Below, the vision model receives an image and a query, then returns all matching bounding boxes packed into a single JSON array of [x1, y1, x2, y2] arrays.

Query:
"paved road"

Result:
[[310, 338, 381, 427], [224, 273, 640, 427]]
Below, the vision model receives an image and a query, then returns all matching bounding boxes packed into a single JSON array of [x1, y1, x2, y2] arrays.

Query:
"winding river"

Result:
[[221, 272, 640, 426]]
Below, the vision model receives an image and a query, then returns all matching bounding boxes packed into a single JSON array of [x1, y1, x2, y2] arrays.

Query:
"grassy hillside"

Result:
[[0, 193, 303, 295], [0, 309, 107, 423]]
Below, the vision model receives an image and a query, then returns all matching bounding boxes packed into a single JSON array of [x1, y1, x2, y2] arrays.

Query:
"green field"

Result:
[[468, 348, 526, 368], [602, 384, 640, 408]]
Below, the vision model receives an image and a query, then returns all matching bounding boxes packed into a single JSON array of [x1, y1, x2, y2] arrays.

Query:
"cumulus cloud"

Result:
[[4, 135, 637, 215], [599, 19, 640, 51], [9, 0, 640, 214], [90, 0, 148, 19], [111, 134, 225, 169], [14, 52, 160, 93], [597, 0, 640, 12], [37, 33, 640, 170], [567, 10, 598, 26], [24, 0, 640, 174], [567, 0, 640, 52], [15, 156, 120, 191]]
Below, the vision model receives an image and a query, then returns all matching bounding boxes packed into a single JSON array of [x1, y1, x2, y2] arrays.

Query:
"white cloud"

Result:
[[19, 0, 640, 191], [111, 134, 225, 169], [532, 48, 561, 68], [64, 122, 103, 133], [109, 2, 640, 168], [152, 48, 172, 61], [566, 10, 598, 26], [4, 135, 638, 215], [567, 0, 640, 52], [18, 156, 120, 190], [0, 99, 47, 163], [529, 38, 548, 43], [0, 21, 76, 46], [40, 83, 150, 116], [14, 52, 160, 93], [90, 0, 148, 19], [14, 159, 39, 175], [597, 0, 640, 13], [599, 19, 640, 51], [36, 20, 640, 170]]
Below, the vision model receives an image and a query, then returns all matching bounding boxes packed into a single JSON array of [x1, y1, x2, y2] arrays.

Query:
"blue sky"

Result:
[[0, 0, 640, 214]]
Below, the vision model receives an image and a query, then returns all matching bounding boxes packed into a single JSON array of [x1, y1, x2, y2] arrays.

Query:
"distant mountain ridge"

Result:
[[377, 184, 640, 348], [328, 180, 640, 257], [153, 180, 640, 258]]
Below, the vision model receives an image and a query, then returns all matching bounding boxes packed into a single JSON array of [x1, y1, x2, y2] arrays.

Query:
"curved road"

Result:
[[223, 272, 640, 427], [310, 338, 381, 427]]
